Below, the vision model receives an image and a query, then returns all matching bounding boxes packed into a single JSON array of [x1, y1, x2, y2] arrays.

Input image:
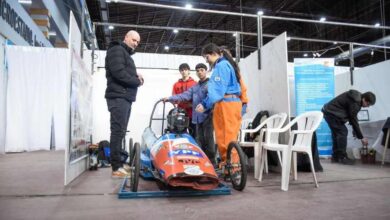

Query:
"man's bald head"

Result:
[[124, 30, 141, 50]]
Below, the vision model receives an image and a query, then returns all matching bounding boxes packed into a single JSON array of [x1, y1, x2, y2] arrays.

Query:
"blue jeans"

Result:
[[107, 98, 132, 171]]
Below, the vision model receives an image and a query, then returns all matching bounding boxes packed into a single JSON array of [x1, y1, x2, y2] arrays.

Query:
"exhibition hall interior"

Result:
[[0, 0, 389, 219]]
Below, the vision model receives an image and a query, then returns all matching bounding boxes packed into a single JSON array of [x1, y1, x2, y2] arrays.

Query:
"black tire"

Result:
[[226, 141, 247, 191], [130, 142, 140, 192], [129, 138, 134, 165]]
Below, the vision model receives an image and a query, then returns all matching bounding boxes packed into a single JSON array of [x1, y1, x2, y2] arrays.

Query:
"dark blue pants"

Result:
[[196, 114, 216, 165], [107, 98, 132, 171], [324, 113, 348, 159]]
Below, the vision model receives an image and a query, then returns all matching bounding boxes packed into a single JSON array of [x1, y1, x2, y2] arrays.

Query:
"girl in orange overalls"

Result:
[[195, 43, 245, 164]]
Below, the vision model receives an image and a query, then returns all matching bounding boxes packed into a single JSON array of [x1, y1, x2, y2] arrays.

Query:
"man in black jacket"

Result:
[[105, 30, 144, 178], [322, 90, 376, 165]]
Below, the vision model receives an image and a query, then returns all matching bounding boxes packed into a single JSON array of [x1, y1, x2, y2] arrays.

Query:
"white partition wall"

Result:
[[240, 32, 290, 119], [334, 60, 390, 161], [92, 50, 205, 144], [64, 12, 92, 185], [93, 68, 198, 144]]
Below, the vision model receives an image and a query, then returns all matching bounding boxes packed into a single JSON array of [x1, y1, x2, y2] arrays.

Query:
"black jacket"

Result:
[[322, 89, 363, 139], [105, 41, 141, 102]]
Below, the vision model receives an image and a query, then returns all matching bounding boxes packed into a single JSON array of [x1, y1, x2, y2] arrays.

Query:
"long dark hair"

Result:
[[201, 43, 241, 81]]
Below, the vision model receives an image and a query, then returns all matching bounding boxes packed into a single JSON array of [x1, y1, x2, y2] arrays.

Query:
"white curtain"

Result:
[[5, 46, 70, 152], [0, 35, 6, 154]]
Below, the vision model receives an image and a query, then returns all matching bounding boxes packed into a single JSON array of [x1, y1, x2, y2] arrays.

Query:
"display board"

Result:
[[239, 32, 290, 119], [294, 58, 335, 157], [64, 12, 92, 185]]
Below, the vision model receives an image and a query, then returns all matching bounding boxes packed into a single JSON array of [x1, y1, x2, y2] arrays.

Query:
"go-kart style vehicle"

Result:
[[124, 100, 247, 197]]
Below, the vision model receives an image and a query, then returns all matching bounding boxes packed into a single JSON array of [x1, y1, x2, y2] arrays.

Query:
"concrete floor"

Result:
[[0, 150, 390, 220]]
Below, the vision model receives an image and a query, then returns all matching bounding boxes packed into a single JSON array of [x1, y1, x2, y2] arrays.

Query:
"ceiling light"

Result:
[[173, 29, 179, 34], [319, 17, 326, 22], [108, 25, 114, 30], [19, 0, 32, 4], [185, 4, 193, 9], [286, 37, 291, 41], [232, 33, 237, 37], [371, 50, 374, 56], [257, 11, 264, 15], [164, 46, 170, 51], [313, 53, 317, 57], [333, 41, 337, 45], [316, 52, 321, 57], [303, 53, 308, 57], [374, 23, 380, 27]]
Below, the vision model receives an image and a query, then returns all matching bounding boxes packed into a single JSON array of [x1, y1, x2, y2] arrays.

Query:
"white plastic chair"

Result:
[[240, 113, 288, 178], [259, 111, 323, 191]]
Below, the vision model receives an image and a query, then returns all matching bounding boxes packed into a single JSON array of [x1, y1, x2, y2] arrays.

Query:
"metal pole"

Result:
[[257, 15, 263, 70], [91, 23, 96, 75], [80, 0, 85, 58], [94, 22, 256, 36], [113, 0, 390, 30], [235, 32, 240, 63], [349, 43, 354, 85], [94, 22, 390, 50]]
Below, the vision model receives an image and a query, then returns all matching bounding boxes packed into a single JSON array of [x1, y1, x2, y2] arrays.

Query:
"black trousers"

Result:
[[107, 98, 132, 171], [323, 113, 348, 158], [196, 114, 216, 165]]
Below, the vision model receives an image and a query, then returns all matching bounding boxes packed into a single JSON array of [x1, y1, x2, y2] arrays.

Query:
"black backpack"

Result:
[[244, 110, 269, 142], [98, 140, 110, 162], [243, 110, 269, 158]]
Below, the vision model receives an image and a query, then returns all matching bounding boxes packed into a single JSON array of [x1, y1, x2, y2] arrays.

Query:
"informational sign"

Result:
[[0, 0, 51, 47], [69, 49, 92, 162], [64, 12, 92, 185], [294, 58, 335, 157]]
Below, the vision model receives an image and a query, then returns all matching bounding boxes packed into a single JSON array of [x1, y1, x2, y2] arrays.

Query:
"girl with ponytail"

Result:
[[195, 43, 247, 166]]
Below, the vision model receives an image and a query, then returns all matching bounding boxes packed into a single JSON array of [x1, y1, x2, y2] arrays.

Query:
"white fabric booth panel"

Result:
[[5, 46, 70, 152]]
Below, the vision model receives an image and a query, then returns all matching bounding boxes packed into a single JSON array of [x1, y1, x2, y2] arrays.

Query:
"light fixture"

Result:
[[333, 41, 337, 45], [257, 10, 264, 15], [232, 33, 237, 37], [48, 31, 57, 36], [375, 23, 380, 27], [19, 0, 32, 4], [108, 25, 114, 30], [316, 52, 321, 57], [173, 29, 179, 34], [313, 53, 317, 58], [164, 46, 170, 51], [185, 3, 193, 9], [303, 53, 308, 57], [371, 50, 374, 56], [319, 17, 326, 22], [286, 37, 291, 41]]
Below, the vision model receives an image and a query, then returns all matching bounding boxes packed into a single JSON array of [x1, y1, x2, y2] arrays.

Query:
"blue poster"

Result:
[[294, 58, 335, 157]]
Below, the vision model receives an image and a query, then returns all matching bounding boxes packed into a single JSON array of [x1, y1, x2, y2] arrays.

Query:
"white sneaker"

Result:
[[111, 168, 130, 178], [123, 164, 131, 173]]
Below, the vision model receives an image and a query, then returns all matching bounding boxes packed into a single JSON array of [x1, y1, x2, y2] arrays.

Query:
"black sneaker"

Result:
[[339, 157, 355, 165], [331, 157, 339, 163]]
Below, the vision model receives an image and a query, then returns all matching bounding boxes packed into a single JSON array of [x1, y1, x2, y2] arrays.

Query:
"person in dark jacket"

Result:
[[163, 63, 216, 166], [105, 30, 144, 178], [322, 90, 376, 165]]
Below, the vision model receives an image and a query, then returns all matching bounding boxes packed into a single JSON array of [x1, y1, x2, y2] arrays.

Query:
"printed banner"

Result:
[[294, 58, 335, 157], [69, 48, 93, 162]]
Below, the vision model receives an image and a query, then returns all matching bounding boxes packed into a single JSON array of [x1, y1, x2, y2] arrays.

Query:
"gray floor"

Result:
[[1, 150, 390, 220]]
